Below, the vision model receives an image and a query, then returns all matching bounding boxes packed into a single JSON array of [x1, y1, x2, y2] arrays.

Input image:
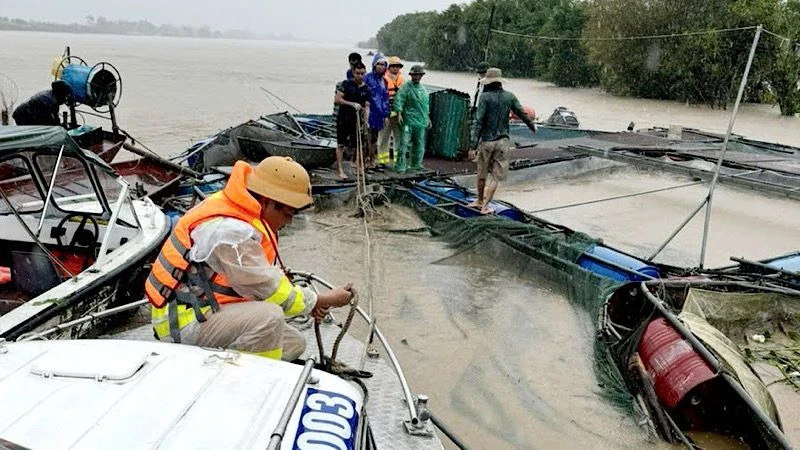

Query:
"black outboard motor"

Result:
[[545, 106, 580, 128]]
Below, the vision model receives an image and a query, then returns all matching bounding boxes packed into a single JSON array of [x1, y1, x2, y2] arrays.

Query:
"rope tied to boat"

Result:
[[313, 287, 372, 378]]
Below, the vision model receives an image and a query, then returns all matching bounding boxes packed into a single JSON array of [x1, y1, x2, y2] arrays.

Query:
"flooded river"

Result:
[[3, 31, 800, 448]]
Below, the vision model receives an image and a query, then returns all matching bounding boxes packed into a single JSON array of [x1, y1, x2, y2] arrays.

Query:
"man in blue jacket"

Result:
[[12, 80, 71, 126], [363, 53, 390, 169]]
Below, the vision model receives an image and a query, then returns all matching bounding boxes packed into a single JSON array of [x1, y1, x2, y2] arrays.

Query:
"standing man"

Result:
[[364, 53, 390, 169], [468, 68, 536, 214], [391, 65, 430, 174], [147, 156, 355, 361], [470, 61, 490, 119], [12, 80, 71, 126], [377, 56, 405, 165], [345, 52, 362, 80], [334, 62, 370, 180], [335, 52, 362, 119]]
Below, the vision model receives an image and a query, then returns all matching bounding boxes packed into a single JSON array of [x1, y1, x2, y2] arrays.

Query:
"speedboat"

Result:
[[0, 125, 170, 340], [0, 272, 448, 450]]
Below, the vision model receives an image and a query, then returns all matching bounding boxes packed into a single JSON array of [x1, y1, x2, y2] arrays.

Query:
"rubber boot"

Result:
[[408, 126, 426, 172], [394, 125, 409, 174]]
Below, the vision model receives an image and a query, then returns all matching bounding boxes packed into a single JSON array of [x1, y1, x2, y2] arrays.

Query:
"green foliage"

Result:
[[376, 12, 438, 61], [761, 0, 800, 115], [584, 0, 796, 111], [370, 0, 800, 115], [0, 16, 293, 40], [372, 0, 599, 86]]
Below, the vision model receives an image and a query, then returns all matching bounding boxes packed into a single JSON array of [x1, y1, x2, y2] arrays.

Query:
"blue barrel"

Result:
[[765, 254, 800, 273], [61, 64, 92, 104], [577, 245, 660, 281]]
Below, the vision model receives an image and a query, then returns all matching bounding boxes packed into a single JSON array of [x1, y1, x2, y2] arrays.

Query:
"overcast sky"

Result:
[[0, 0, 459, 43]]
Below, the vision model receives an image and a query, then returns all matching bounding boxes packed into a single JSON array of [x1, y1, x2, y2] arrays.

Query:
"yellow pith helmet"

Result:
[[246, 156, 313, 210]]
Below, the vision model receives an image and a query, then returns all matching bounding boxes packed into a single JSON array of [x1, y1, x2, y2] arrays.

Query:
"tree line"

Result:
[[0, 16, 297, 41], [373, 0, 800, 116]]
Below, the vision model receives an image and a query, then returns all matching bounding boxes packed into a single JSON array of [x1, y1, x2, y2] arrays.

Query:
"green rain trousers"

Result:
[[393, 82, 430, 173], [398, 124, 426, 172]]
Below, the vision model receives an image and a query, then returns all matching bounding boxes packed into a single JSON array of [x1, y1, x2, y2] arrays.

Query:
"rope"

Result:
[[353, 112, 381, 369], [762, 27, 800, 46], [491, 25, 757, 41], [526, 180, 703, 214], [309, 280, 370, 378], [331, 289, 359, 362]]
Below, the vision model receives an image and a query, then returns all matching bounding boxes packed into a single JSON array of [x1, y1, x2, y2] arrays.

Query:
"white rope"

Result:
[[353, 113, 378, 369], [526, 180, 703, 214], [762, 28, 800, 46], [491, 25, 757, 42]]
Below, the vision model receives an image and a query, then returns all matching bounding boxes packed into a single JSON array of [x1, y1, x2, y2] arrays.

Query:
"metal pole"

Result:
[[17, 299, 147, 341], [93, 179, 129, 268], [647, 197, 707, 261], [260, 86, 302, 114], [483, 3, 496, 62], [267, 358, 316, 450], [699, 25, 762, 268], [36, 144, 66, 237]]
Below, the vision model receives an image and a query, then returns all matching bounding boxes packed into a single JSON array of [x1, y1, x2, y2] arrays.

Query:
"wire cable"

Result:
[[491, 25, 757, 42]]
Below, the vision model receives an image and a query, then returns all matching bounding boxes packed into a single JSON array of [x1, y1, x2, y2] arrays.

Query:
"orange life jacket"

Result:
[[145, 161, 282, 341], [385, 72, 405, 106]]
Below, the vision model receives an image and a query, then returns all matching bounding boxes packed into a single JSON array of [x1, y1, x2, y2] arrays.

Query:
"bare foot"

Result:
[[338, 172, 348, 180], [466, 200, 482, 209], [480, 206, 496, 215]]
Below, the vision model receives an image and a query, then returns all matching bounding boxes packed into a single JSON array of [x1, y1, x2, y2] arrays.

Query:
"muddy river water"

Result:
[[3, 30, 800, 449]]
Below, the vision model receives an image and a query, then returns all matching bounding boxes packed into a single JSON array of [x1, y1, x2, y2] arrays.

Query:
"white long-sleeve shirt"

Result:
[[188, 217, 317, 316]]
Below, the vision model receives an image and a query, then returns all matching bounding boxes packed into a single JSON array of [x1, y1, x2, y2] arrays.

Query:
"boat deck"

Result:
[[105, 309, 444, 450]]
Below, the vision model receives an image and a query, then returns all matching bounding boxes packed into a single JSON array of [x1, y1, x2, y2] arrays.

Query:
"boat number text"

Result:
[[294, 388, 359, 450]]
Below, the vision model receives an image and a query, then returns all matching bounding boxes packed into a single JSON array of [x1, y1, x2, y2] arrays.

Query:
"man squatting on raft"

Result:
[[146, 156, 354, 361]]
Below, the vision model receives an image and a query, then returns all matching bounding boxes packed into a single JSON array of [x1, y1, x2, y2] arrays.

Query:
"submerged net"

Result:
[[390, 187, 636, 411], [683, 288, 800, 394]]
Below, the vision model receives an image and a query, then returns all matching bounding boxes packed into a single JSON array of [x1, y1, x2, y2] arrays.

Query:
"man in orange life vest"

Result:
[[377, 56, 405, 164], [146, 156, 354, 360]]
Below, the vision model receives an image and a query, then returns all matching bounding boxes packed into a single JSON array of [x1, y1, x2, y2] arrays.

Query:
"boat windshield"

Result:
[[34, 153, 108, 215], [0, 156, 44, 215]]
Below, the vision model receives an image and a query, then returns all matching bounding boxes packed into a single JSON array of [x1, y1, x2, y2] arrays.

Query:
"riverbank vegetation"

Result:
[[0, 16, 296, 41], [373, 0, 800, 116]]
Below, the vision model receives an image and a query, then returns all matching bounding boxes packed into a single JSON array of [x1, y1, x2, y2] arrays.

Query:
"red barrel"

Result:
[[510, 105, 536, 121], [638, 317, 715, 409]]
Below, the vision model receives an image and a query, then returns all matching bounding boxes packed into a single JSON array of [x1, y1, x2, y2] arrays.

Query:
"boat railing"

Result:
[[287, 270, 431, 434], [92, 178, 133, 268], [267, 358, 316, 450], [15, 299, 148, 342], [35, 144, 66, 236]]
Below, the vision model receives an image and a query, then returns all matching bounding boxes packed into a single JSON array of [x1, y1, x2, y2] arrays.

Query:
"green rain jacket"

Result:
[[393, 82, 430, 128]]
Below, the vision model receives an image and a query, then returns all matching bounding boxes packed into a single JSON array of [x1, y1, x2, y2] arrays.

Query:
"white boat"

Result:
[[0, 126, 170, 341], [1, 272, 448, 450], [0, 338, 366, 450]]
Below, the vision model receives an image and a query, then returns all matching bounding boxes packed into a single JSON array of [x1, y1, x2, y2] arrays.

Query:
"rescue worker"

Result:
[[377, 56, 405, 165], [12, 80, 71, 126], [391, 65, 430, 174], [468, 68, 537, 214], [363, 52, 390, 169], [146, 156, 355, 361]]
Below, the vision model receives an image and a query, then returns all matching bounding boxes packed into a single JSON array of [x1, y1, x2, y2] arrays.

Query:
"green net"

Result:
[[389, 186, 636, 411]]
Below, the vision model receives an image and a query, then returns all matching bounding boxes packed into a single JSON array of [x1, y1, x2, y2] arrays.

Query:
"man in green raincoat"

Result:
[[391, 65, 430, 174]]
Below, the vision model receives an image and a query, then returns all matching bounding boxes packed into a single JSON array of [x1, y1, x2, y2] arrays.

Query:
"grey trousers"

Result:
[[177, 301, 306, 361]]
